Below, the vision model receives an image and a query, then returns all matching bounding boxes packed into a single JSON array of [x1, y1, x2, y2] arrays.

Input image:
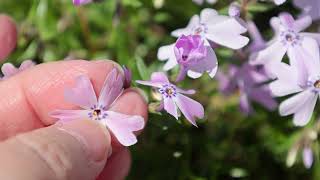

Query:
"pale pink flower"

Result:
[[50, 68, 145, 146], [136, 72, 204, 127]]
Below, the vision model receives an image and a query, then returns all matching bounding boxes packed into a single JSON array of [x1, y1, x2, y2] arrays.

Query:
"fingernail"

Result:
[[56, 120, 112, 162]]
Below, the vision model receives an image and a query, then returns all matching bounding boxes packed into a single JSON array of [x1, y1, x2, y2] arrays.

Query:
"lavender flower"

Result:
[[168, 35, 218, 81], [294, 0, 320, 21], [269, 38, 320, 126], [50, 68, 145, 146], [251, 13, 320, 75], [192, 0, 217, 5], [136, 72, 204, 126], [171, 8, 249, 49], [302, 146, 313, 169], [1, 60, 35, 79], [217, 63, 277, 115]]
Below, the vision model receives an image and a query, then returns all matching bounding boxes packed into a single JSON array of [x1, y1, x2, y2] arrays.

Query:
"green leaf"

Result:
[[136, 56, 150, 80]]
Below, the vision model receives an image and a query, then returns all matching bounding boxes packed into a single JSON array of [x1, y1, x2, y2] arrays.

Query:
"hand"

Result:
[[0, 15, 148, 180]]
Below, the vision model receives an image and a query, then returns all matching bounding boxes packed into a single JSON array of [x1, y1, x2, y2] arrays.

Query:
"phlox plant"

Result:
[[1, 0, 320, 179]]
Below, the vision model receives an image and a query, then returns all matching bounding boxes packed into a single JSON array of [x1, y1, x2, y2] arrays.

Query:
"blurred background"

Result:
[[0, 0, 319, 179]]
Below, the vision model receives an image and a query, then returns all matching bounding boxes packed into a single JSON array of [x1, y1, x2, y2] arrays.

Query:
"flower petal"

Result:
[[292, 94, 317, 126], [250, 41, 287, 66], [104, 111, 144, 146], [187, 71, 203, 79], [1, 63, 18, 77], [19, 60, 35, 71], [136, 72, 169, 88], [64, 75, 97, 109], [176, 88, 196, 95], [49, 109, 90, 122], [269, 80, 303, 97], [293, 16, 312, 32], [300, 37, 320, 74], [250, 86, 278, 110], [239, 93, 251, 115], [301, 32, 320, 47], [164, 98, 178, 119], [135, 80, 163, 88], [200, 8, 218, 24], [151, 72, 170, 83], [303, 147, 313, 169], [175, 94, 204, 127], [157, 44, 175, 61], [171, 15, 199, 37], [188, 46, 218, 79], [163, 58, 178, 71], [247, 21, 266, 52], [279, 90, 316, 117], [279, 12, 295, 29], [206, 17, 249, 49], [98, 68, 124, 109]]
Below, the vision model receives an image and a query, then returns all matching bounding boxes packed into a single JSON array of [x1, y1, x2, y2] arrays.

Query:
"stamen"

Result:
[[314, 80, 320, 88]]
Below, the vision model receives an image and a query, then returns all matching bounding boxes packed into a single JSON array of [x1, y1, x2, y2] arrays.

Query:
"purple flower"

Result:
[[269, 38, 320, 126], [50, 68, 145, 146], [171, 8, 249, 49], [136, 72, 204, 127], [251, 13, 320, 74], [122, 65, 132, 89], [192, 0, 217, 5], [274, 0, 286, 5], [158, 35, 218, 80], [1, 60, 35, 79], [73, 0, 92, 6], [247, 21, 266, 53], [302, 146, 313, 169], [294, 0, 320, 21], [173, 35, 218, 81], [217, 63, 277, 115]]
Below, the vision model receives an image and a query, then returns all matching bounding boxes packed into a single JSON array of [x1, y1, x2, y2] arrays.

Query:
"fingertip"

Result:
[[0, 14, 17, 61]]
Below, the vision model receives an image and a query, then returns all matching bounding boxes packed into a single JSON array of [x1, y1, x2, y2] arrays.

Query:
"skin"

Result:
[[0, 15, 148, 180]]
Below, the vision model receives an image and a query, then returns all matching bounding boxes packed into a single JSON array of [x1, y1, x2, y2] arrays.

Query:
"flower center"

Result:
[[192, 23, 207, 37], [159, 84, 177, 98], [307, 75, 320, 93], [88, 105, 107, 121], [280, 30, 300, 46], [314, 80, 320, 89], [182, 55, 188, 61], [93, 109, 101, 116]]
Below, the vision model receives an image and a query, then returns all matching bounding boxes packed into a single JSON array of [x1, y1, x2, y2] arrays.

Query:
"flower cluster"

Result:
[[136, 8, 249, 126]]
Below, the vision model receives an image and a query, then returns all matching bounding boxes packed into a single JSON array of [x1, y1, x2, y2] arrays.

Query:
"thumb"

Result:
[[0, 120, 111, 180]]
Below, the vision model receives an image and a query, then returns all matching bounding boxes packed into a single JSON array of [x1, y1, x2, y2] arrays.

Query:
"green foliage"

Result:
[[0, 0, 319, 179]]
